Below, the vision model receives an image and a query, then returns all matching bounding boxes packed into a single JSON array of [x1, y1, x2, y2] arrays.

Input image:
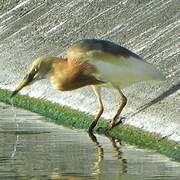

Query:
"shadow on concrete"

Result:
[[130, 81, 180, 118]]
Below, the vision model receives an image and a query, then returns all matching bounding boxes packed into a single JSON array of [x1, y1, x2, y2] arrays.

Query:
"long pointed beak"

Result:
[[11, 73, 35, 98]]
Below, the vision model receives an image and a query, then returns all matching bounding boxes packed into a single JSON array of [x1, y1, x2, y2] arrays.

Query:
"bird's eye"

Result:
[[33, 68, 38, 73]]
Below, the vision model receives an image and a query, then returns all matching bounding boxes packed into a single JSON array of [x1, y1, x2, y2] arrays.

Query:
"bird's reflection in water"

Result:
[[88, 132, 127, 176], [88, 132, 104, 176], [108, 136, 128, 174]]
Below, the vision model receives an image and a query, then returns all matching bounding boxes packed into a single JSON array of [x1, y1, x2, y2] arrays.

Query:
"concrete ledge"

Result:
[[0, 88, 180, 161]]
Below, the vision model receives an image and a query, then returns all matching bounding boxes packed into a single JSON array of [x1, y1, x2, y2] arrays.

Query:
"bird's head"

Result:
[[11, 55, 54, 97]]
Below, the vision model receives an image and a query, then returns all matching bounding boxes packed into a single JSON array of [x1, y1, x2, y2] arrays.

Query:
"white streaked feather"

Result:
[[67, 49, 165, 88], [92, 56, 165, 88]]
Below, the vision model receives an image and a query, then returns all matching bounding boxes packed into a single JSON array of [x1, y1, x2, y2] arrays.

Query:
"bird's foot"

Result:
[[107, 116, 126, 131], [96, 127, 108, 134], [96, 117, 126, 134], [116, 116, 126, 125]]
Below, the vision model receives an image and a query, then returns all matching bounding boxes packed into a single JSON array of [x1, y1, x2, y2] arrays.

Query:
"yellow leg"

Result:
[[88, 85, 104, 132], [109, 86, 127, 129]]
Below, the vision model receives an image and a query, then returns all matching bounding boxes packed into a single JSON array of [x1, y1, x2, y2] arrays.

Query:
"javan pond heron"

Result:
[[11, 39, 165, 132]]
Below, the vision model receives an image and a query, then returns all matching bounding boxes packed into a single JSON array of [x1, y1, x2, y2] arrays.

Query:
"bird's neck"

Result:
[[48, 58, 103, 91], [48, 58, 75, 90], [50, 57, 68, 65], [49, 57, 68, 74]]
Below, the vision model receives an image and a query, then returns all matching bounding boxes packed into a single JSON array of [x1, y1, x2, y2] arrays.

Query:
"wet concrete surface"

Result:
[[0, 0, 179, 141], [1, 102, 180, 180]]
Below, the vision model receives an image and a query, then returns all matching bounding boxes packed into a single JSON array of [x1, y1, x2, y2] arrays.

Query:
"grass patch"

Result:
[[0, 88, 180, 161]]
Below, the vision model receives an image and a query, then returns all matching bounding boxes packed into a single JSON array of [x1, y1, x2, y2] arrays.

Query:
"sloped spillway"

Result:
[[0, 0, 179, 141]]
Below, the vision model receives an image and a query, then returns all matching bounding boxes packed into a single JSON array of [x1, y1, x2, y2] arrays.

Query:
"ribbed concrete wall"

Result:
[[0, 0, 179, 141]]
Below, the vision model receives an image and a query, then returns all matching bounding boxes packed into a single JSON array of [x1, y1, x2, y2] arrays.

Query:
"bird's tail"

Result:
[[141, 62, 166, 81], [125, 56, 166, 82]]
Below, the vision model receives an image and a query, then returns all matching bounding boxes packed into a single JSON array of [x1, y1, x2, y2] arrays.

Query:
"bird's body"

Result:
[[11, 39, 165, 132], [67, 39, 164, 88]]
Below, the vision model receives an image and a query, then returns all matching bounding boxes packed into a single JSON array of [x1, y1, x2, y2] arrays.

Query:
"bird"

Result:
[[11, 39, 165, 132]]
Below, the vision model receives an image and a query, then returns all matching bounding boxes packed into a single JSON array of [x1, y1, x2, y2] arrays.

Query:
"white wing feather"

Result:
[[92, 56, 165, 88], [67, 48, 165, 88]]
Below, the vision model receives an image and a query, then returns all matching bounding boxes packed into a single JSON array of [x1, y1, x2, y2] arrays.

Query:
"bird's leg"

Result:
[[109, 87, 127, 129], [88, 86, 104, 132]]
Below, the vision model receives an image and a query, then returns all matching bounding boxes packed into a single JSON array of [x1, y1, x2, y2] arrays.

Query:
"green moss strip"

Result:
[[0, 88, 180, 161]]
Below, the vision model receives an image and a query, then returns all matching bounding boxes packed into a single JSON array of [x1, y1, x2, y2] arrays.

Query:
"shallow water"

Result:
[[0, 103, 180, 180]]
